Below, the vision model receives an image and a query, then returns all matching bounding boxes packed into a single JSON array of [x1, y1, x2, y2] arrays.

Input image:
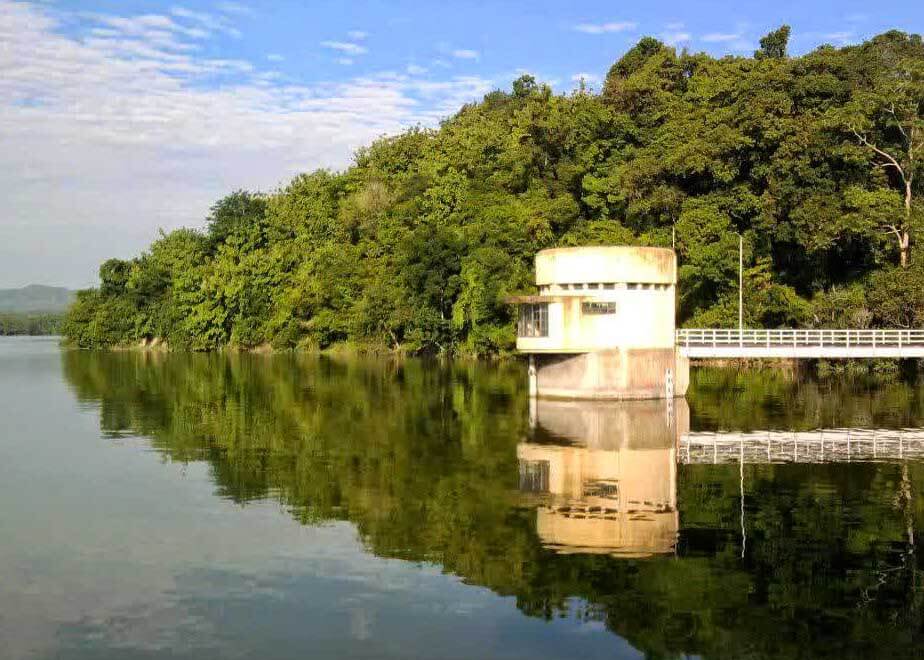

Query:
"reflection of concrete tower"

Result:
[[518, 399, 689, 558], [507, 247, 689, 400]]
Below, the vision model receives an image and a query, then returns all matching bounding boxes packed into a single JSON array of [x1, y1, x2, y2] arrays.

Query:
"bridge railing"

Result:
[[681, 428, 924, 464], [676, 328, 924, 348]]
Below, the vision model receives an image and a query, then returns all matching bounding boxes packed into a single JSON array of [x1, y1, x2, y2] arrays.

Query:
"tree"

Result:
[[205, 190, 268, 250], [512, 74, 539, 98], [842, 40, 924, 267], [99, 258, 131, 296], [754, 25, 791, 60]]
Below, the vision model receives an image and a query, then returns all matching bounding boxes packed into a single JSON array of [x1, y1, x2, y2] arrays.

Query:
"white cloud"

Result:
[[452, 49, 479, 59], [321, 40, 368, 55], [406, 64, 427, 75], [347, 30, 368, 40], [821, 31, 857, 45], [793, 29, 859, 47], [0, 0, 493, 286], [573, 21, 636, 34], [266, 53, 284, 62], [215, 2, 253, 16], [337, 57, 354, 65], [660, 31, 692, 46], [702, 32, 741, 42], [666, 22, 685, 30], [571, 72, 600, 84], [170, 6, 243, 38]]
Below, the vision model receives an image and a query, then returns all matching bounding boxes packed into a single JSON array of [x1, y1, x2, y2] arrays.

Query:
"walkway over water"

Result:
[[681, 428, 924, 465], [677, 328, 924, 359]]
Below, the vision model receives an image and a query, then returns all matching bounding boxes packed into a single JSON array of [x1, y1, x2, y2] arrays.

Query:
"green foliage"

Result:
[[0, 312, 63, 335], [62, 289, 137, 348], [754, 25, 791, 60], [867, 262, 924, 327], [65, 31, 924, 352]]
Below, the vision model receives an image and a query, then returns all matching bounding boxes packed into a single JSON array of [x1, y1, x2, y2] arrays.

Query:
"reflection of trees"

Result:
[[62, 353, 924, 659], [687, 367, 924, 431]]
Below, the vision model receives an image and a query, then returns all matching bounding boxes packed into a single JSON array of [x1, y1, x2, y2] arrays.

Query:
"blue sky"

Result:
[[1, 0, 923, 287]]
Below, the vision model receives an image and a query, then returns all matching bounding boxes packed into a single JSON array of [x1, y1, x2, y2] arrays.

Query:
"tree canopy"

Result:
[[64, 29, 924, 354]]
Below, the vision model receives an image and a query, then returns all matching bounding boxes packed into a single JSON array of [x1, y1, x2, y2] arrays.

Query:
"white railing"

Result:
[[677, 328, 924, 349], [681, 428, 924, 465]]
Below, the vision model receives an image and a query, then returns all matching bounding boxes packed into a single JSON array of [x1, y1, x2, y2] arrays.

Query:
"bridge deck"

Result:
[[677, 328, 924, 359]]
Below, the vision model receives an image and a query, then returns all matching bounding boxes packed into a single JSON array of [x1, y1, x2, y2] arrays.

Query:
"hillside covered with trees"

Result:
[[64, 28, 924, 354]]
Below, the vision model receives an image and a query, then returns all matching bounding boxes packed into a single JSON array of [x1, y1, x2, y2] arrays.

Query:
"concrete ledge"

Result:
[[534, 349, 688, 400]]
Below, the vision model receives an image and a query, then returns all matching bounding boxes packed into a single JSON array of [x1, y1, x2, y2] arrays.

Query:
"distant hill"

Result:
[[0, 285, 75, 313]]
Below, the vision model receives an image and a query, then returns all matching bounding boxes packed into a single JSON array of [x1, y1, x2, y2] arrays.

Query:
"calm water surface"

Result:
[[1, 337, 922, 659]]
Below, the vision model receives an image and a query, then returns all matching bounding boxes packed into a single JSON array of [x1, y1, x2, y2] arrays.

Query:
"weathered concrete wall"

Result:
[[516, 291, 676, 352], [535, 246, 676, 286], [534, 348, 689, 400]]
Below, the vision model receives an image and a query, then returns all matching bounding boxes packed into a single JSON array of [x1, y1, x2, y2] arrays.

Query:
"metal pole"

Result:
[[738, 234, 743, 333]]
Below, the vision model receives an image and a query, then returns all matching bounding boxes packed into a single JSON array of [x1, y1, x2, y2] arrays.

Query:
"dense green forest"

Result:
[[0, 313, 63, 336], [63, 351, 924, 659], [64, 28, 924, 354]]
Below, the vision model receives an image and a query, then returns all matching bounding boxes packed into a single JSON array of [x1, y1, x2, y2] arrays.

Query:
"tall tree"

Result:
[[843, 38, 924, 266], [754, 25, 791, 60]]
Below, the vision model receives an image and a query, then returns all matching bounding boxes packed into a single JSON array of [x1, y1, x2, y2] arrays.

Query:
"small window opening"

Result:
[[582, 302, 617, 315], [518, 303, 549, 337]]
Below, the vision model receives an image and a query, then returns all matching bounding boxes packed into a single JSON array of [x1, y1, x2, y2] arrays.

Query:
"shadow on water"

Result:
[[60, 350, 924, 659]]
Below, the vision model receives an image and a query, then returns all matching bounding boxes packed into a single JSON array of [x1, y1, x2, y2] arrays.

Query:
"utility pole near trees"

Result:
[[738, 234, 743, 332]]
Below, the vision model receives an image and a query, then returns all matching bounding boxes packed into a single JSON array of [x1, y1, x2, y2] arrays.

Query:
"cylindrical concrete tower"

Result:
[[507, 246, 689, 399]]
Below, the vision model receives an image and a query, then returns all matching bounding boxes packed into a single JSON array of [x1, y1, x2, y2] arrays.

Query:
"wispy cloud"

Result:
[[821, 31, 857, 45], [0, 0, 494, 286], [407, 64, 427, 75], [170, 6, 243, 38], [794, 29, 859, 46], [337, 57, 354, 65], [573, 21, 636, 34], [452, 49, 479, 59], [347, 30, 368, 40], [320, 40, 368, 55], [570, 72, 601, 87], [215, 2, 253, 16], [266, 53, 284, 62], [660, 30, 692, 46], [702, 32, 741, 42]]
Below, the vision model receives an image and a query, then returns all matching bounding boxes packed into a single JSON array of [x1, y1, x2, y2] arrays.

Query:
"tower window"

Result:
[[518, 303, 549, 337], [581, 302, 617, 315]]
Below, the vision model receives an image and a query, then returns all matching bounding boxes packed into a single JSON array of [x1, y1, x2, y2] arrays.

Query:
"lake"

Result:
[[1, 336, 922, 659]]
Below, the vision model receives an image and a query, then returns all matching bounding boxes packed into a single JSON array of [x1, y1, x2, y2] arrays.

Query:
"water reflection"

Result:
[[520, 400, 686, 558], [5, 346, 921, 659]]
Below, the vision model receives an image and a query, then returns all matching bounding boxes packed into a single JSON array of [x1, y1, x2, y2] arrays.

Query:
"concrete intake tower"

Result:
[[507, 246, 689, 400]]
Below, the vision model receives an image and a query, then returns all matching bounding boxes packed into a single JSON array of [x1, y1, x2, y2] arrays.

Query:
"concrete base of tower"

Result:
[[532, 349, 690, 400]]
